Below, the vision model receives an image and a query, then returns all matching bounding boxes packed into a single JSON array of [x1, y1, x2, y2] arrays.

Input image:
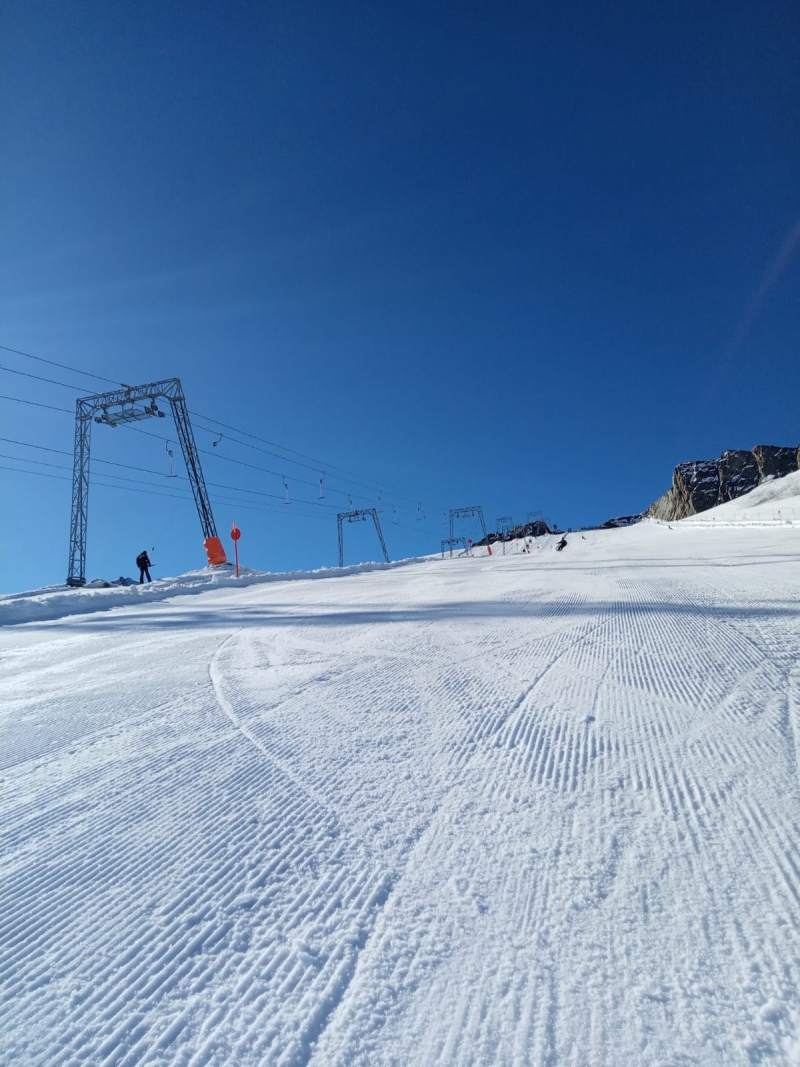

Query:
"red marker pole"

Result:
[[231, 523, 242, 577]]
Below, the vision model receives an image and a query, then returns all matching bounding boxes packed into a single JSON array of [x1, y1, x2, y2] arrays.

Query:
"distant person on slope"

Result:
[[136, 550, 152, 584], [555, 536, 568, 552]]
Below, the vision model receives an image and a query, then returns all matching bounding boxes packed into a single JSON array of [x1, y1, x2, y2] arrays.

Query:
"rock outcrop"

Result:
[[752, 445, 798, 481], [476, 520, 551, 547], [717, 450, 759, 503], [646, 444, 800, 522], [599, 514, 644, 529]]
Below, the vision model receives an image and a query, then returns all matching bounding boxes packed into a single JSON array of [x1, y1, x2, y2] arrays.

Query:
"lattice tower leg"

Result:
[[67, 414, 92, 586], [372, 511, 390, 563], [169, 397, 218, 539]]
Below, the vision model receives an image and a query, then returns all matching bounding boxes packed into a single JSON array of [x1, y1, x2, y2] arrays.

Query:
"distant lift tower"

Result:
[[449, 506, 487, 546], [338, 508, 390, 568], [496, 516, 513, 554], [67, 378, 225, 587], [441, 537, 468, 559]]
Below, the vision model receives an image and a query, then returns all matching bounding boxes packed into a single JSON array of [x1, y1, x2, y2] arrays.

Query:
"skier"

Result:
[[555, 536, 568, 552], [136, 550, 152, 584]]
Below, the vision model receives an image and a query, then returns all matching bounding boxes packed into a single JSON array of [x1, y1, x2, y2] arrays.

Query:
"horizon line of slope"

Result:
[[0, 556, 430, 627]]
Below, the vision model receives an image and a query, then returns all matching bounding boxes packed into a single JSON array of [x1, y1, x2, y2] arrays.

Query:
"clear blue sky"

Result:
[[1, 0, 798, 592]]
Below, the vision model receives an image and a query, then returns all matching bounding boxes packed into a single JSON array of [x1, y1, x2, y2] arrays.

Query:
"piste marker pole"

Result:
[[231, 523, 242, 577]]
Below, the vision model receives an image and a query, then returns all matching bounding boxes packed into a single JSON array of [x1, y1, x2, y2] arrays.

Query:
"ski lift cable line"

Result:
[[0, 456, 442, 538], [0, 435, 184, 478], [188, 409, 400, 491], [0, 347, 442, 513], [121, 426, 369, 511], [0, 438, 348, 513], [0, 390, 371, 512], [0, 339, 434, 506], [130, 422, 443, 527], [0, 451, 210, 497], [0, 460, 333, 520], [188, 409, 450, 511], [0, 342, 122, 387], [0, 462, 72, 483], [0, 461, 196, 503], [122, 423, 386, 510], [0, 393, 73, 414], [0, 435, 312, 492], [189, 411, 434, 508], [193, 447, 365, 507], [0, 364, 89, 392], [0, 373, 437, 516], [1, 357, 439, 512], [197, 437, 365, 500], [0, 351, 445, 514], [0, 399, 445, 535], [190, 413, 408, 501]]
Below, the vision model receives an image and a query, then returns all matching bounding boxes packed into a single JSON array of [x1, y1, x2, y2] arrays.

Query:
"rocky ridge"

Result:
[[480, 445, 799, 541], [646, 444, 800, 522], [476, 520, 552, 547]]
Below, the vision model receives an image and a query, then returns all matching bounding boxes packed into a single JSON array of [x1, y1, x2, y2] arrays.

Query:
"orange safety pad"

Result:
[[204, 536, 228, 566]]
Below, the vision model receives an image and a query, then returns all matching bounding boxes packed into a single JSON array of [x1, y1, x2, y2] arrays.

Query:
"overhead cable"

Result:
[[0, 343, 121, 386], [0, 393, 73, 413], [0, 364, 86, 391]]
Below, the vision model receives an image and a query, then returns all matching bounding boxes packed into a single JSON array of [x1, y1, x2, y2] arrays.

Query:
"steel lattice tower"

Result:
[[441, 537, 468, 558], [67, 378, 219, 586], [337, 508, 390, 568], [448, 506, 487, 546]]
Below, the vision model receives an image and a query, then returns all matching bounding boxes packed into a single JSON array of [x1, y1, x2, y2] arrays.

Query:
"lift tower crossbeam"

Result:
[[67, 378, 218, 587], [448, 506, 487, 546], [337, 508, 390, 568]]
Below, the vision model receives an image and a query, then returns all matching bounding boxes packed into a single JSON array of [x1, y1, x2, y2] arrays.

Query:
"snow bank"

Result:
[[678, 468, 800, 527], [0, 557, 429, 627]]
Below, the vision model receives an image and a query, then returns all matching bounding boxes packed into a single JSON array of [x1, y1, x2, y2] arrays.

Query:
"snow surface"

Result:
[[2, 519, 800, 1065], [0, 559, 428, 628], [678, 468, 800, 527]]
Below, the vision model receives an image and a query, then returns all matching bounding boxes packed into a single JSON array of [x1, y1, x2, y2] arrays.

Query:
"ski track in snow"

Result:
[[2, 524, 800, 1065]]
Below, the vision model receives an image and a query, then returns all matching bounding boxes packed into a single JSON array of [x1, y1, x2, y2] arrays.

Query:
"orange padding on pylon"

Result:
[[204, 536, 228, 566]]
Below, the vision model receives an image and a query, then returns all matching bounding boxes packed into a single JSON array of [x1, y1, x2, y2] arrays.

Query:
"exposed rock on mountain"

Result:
[[646, 444, 800, 522], [753, 445, 798, 481], [717, 450, 759, 503], [476, 520, 551, 547], [599, 514, 644, 529]]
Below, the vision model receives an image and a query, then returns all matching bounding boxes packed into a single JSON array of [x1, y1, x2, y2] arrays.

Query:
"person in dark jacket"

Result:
[[555, 536, 568, 552], [136, 550, 152, 583]]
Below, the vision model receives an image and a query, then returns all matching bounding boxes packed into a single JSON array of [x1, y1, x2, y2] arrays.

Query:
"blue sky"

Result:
[[1, 0, 798, 592]]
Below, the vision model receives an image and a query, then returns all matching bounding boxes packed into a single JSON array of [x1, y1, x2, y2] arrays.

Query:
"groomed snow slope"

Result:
[[2, 524, 800, 1066], [679, 468, 800, 527]]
